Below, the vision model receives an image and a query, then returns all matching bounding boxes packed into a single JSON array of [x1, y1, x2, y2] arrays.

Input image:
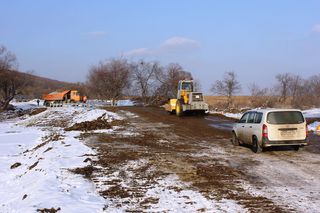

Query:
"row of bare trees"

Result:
[[211, 71, 320, 109], [87, 58, 193, 105], [1, 43, 319, 110]]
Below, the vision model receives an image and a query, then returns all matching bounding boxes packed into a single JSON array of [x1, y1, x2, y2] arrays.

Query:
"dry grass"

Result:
[[204, 96, 296, 110], [204, 96, 251, 109]]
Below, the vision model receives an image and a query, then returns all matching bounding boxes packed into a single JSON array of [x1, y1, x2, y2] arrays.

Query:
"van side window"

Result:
[[239, 113, 249, 123], [254, 112, 263, 123], [247, 112, 255, 123]]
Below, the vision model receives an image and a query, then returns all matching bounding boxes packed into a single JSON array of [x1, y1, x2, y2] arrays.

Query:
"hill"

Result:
[[9, 70, 86, 99]]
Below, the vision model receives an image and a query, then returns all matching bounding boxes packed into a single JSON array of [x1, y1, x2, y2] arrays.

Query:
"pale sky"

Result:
[[1, 0, 320, 94]]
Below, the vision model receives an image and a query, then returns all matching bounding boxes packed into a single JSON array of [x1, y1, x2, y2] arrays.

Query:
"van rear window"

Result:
[[267, 111, 304, 124]]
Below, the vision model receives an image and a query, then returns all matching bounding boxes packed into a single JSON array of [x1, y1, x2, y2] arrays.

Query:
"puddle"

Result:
[[205, 117, 235, 131]]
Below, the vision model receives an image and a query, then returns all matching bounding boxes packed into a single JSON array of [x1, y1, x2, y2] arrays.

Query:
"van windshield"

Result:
[[267, 111, 304, 124]]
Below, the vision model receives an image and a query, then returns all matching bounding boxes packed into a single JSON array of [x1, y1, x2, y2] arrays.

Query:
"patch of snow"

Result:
[[116, 100, 135, 106], [11, 99, 44, 111], [209, 111, 243, 119], [92, 128, 117, 134], [146, 175, 246, 212], [191, 146, 226, 158], [303, 108, 320, 118], [87, 99, 135, 107], [72, 108, 123, 124], [90, 156, 247, 212], [239, 152, 320, 213], [223, 113, 242, 119], [121, 110, 139, 118]]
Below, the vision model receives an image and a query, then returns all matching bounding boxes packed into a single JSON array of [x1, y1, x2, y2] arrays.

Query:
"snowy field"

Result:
[[1, 101, 319, 212], [0, 103, 121, 212]]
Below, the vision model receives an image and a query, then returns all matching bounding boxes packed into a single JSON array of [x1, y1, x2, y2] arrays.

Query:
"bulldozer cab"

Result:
[[178, 80, 193, 92], [177, 80, 194, 104]]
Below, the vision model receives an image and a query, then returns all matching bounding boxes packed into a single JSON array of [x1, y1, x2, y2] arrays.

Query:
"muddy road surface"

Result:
[[82, 106, 320, 212]]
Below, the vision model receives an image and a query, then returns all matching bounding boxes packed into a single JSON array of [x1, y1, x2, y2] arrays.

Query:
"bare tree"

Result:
[[289, 74, 303, 105], [87, 58, 130, 104], [273, 74, 320, 108], [155, 63, 193, 98], [248, 83, 276, 107], [0, 45, 20, 111], [131, 60, 162, 105], [211, 71, 241, 107], [193, 79, 202, 92], [306, 74, 320, 107], [275, 73, 293, 103]]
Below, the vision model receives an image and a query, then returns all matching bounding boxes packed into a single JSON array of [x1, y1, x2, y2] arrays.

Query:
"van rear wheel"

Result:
[[252, 137, 263, 153], [292, 145, 300, 151]]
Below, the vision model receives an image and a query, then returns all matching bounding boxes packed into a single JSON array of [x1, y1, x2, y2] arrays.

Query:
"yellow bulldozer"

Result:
[[165, 80, 209, 116]]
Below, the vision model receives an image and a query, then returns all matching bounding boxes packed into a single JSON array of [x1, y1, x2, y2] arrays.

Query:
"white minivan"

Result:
[[232, 109, 308, 153]]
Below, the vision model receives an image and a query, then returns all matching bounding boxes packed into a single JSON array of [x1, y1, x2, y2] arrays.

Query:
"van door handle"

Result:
[[241, 126, 245, 128], [249, 126, 252, 128]]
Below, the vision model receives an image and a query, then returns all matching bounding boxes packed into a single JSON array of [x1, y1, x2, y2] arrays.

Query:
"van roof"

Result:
[[247, 108, 302, 113]]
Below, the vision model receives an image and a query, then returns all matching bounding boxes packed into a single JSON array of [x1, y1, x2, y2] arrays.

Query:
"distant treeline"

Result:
[[1, 44, 320, 111]]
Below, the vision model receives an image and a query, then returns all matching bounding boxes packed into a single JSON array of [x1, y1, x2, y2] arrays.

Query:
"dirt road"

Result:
[[82, 106, 320, 212]]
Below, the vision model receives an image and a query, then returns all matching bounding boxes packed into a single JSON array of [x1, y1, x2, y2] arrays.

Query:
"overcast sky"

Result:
[[1, 1, 320, 94]]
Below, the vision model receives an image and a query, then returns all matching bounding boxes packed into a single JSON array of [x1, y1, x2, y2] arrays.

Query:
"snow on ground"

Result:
[[209, 111, 243, 119], [119, 110, 139, 118], [87, 99, 135, 107], [222, 112, 243, 119], [3, 101, 318, 212], [0, 105, 121, 212], [116, 100, 135, 106], [71, 108, 123, 124], [303, 108, 320, 118], [239, 152, 320, 213], [11, 99, 44, 110], [145, 175, 245, 213], [91, 158, 246, 213]]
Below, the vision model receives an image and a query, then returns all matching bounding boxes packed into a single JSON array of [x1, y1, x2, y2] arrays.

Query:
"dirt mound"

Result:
[[29, 108, 47, 116], [28, 161, 39, 170], [65, 114, 112, 131], [10, 162, 22, 169], [36, 207, 61, 213], [70, 165, 97, 179], [0, 107, 47, 121]]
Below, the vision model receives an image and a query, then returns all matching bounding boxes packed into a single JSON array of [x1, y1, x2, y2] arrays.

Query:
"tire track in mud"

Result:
[[83, 106, 288, 212]]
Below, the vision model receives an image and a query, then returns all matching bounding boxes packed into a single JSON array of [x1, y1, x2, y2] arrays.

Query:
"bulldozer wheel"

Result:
[[176, 100, 183, 117]]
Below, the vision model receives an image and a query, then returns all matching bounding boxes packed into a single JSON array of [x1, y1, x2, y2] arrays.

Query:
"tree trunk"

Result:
[[1, 96, 14, 111]]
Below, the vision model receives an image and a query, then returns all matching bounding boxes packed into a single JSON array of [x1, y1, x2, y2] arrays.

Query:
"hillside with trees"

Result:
[[0, 45, 82, 110]]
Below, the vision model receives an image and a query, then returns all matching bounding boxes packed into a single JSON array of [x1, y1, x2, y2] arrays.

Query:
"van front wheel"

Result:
[[232, 132, 239, 146], [252, 137, 263, 153]]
